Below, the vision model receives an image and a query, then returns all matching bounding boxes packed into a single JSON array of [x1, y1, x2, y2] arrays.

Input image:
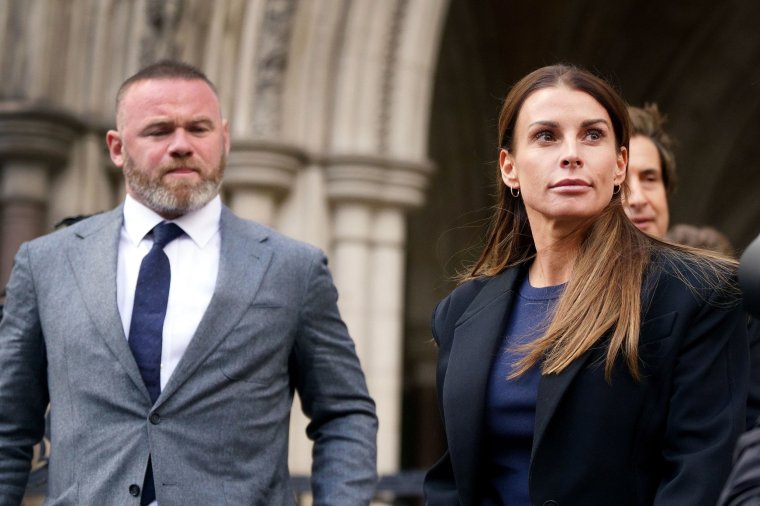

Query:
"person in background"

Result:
[[0, 60, 377, 505], [625, 104, 760, 431], [666, 223, 734, 256], [423, 64, 748, 505], [624, 104, 676, 238]]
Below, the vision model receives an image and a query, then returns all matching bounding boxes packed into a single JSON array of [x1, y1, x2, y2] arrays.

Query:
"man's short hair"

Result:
[[628, 104, 678, 193], [115, 60, 217, 115]]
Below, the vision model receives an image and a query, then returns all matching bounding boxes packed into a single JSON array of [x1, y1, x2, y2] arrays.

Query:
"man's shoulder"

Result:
[[220, 207, 323, 259], [26, 208, 121, 250]]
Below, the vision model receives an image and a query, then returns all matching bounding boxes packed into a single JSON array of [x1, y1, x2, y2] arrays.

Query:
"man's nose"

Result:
[[168, 129, 193, 157], [625, 178, 646, 208]]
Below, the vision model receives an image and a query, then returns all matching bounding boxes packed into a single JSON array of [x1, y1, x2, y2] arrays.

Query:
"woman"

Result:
[[423, 65, 749, 505]]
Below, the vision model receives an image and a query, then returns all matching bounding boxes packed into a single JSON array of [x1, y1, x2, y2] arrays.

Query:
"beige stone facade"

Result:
[[6, 0, 760, 503]]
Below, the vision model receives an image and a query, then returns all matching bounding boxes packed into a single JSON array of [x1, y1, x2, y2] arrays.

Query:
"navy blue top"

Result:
[[482, 275, 564, 505]]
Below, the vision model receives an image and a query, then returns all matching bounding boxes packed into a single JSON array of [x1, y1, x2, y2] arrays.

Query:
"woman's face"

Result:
[[500, 85, 627, 235]]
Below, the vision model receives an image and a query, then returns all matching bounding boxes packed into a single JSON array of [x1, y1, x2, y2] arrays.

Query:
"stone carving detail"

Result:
[[140, 0, 185, 65], [378, 0, 408, 151], [1, 1, 32, 100], [251, 0, 297, 137]]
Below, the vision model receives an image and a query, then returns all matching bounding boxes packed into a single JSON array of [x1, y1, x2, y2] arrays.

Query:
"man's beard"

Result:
[[123, 152, 225, 217]]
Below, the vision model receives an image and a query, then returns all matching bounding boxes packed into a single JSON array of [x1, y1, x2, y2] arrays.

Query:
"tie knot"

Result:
[[150, 222, 184, 249]]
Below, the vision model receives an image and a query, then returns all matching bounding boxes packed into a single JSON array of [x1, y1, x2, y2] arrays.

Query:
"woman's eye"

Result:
[[535, 130, 554, 142], [585, 129, 603, 141]]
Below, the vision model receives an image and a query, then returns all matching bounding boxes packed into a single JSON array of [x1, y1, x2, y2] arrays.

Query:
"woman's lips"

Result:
[[551, 179, 590, 188], [550, 179, 591, 193]]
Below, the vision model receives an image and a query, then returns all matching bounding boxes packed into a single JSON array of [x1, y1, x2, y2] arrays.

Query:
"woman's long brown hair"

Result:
[[465, 64, 736, 381]]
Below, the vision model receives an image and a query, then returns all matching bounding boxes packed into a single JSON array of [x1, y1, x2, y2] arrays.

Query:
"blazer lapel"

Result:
[[532, 339, 595, 458], [65, 207, 149, 397], [157, 207, 273, 403], [442, 267, 522, 503]]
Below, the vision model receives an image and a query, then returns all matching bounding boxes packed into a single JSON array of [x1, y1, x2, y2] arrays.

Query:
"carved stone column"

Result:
[[326, 154, 433, 473], [0, 108, 81, 285], [224, 140, 306, 226]]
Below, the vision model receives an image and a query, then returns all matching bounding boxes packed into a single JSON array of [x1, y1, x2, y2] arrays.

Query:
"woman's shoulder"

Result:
[[434, 267, 524, 326], [447, 275, 492, 303], [434, 276, 491, 324], [645, 246, 740, 308]]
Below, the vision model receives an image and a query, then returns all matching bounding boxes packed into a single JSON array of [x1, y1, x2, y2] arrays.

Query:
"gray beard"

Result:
[[123, 155, 224, 217]]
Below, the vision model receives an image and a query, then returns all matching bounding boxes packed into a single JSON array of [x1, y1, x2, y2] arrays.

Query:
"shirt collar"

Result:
[[123, 194, 221, 248]]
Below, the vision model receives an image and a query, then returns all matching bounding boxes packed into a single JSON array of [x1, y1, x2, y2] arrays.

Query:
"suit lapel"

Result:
[[532, 336, 595, 458], [442, 267, 522, 502], [443, 265, 597, 496], [65, 207, 149, 397], [157, 208, 272, 403]]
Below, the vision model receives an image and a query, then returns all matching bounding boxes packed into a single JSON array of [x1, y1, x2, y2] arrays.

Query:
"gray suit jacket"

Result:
[[0, 205, 377, 505]]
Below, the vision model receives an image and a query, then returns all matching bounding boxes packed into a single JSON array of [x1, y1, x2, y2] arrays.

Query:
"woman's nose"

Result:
[[560, 141, 582, 168]]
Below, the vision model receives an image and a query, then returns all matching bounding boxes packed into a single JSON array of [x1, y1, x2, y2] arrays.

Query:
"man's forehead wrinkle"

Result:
[[138, 115, 216, 128], [119, 79, 223, 119]]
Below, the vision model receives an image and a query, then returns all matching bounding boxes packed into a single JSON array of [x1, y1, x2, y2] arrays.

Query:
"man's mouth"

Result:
[[631, 218, 654, 229], [163, 166, 200, 176]]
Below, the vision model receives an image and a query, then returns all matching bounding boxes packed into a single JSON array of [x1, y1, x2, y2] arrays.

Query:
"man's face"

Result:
[[106, 78, 229, 218], [624, 135, 670, 238]]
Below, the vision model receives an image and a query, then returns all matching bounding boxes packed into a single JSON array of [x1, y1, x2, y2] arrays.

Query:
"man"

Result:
[[623, 104, 677, 238], [0, 61, 377, 505]]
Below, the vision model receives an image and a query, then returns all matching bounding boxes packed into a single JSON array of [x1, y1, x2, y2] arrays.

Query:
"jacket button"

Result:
[[149, 412, 161, 424], [129, 484, 140, 496]]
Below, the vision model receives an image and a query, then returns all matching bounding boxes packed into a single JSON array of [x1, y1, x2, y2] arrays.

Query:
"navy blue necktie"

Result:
[[128, 221, 183, 505]]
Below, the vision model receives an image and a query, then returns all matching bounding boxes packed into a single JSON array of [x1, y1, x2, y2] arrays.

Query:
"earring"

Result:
[[612, 184, 621, 195], [510, 186, 520, 198]]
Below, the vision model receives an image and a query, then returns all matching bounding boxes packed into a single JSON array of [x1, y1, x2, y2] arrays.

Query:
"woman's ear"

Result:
[[614, 146, 628, 185], [499, 149, 519, 189]]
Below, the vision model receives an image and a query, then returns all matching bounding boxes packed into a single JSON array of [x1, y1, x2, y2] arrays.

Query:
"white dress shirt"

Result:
[[117, 195, 220, 506], [117, 194, 221, 393]]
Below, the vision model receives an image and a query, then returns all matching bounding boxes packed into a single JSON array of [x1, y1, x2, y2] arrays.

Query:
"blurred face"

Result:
[[106, 78, 230, 219], [624, 135, 669, 237], [499, 85, 627, 237]]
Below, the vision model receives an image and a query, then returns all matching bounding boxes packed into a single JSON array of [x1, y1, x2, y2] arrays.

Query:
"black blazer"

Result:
[[746, 316, 760, 428], [424, 260, 749, 506]]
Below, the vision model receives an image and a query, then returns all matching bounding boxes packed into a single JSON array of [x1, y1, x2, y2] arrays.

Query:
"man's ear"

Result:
[[499, 149, 519, 189], [223, 119, 230, 155], [106, 130, 125, 168]]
